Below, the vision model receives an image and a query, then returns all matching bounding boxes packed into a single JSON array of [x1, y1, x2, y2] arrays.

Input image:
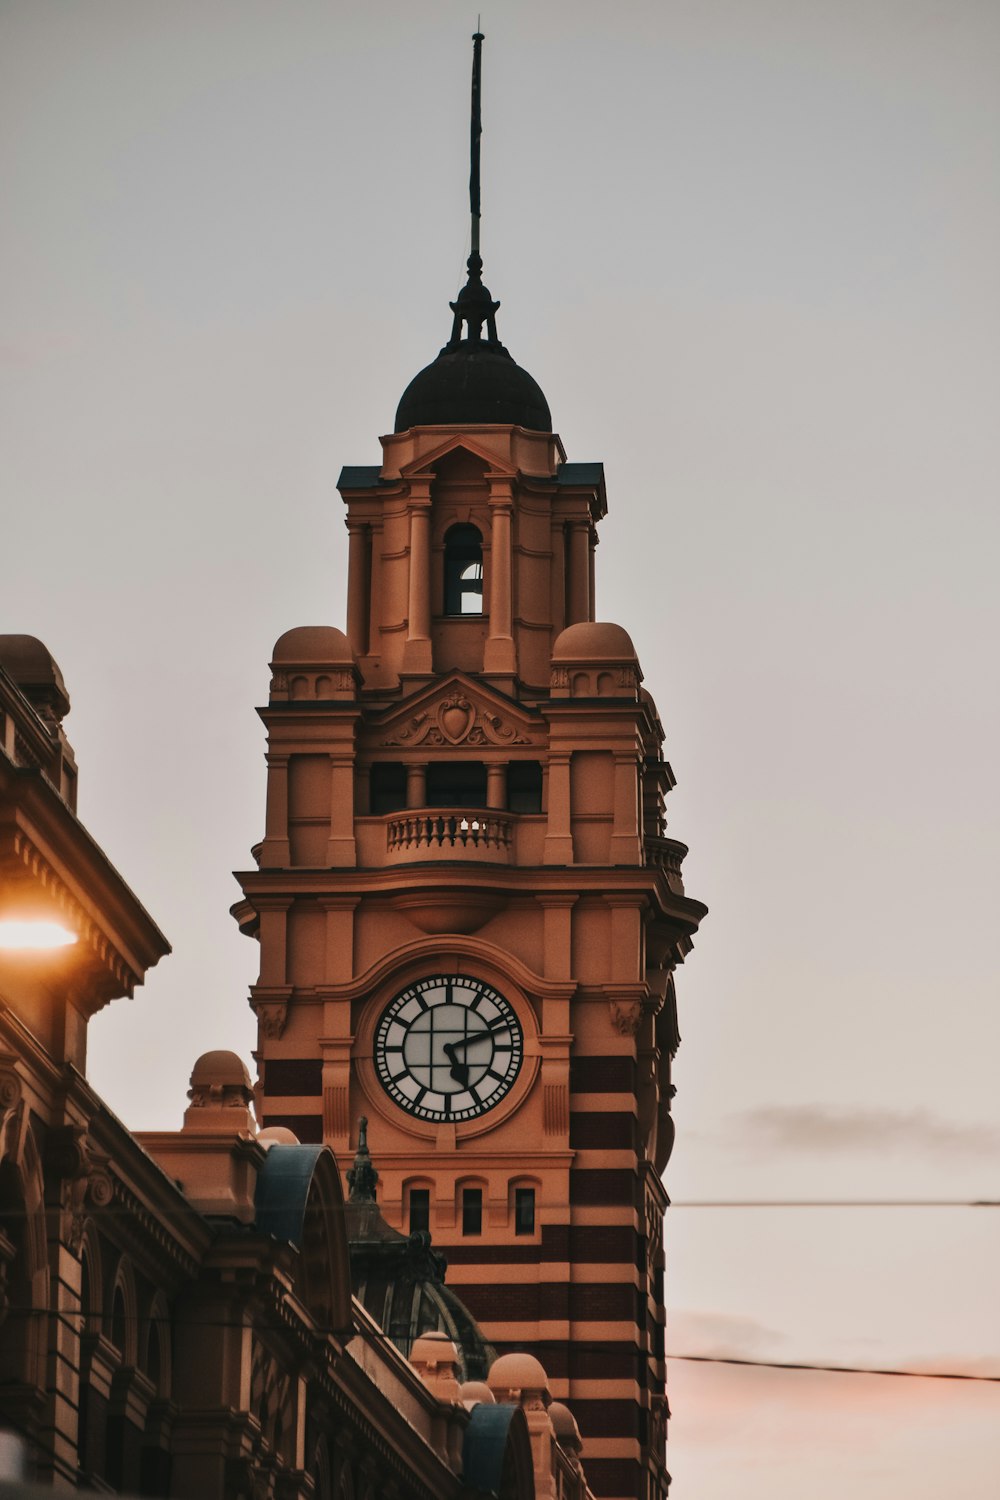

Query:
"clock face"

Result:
[[374, 975, 523, 1123]]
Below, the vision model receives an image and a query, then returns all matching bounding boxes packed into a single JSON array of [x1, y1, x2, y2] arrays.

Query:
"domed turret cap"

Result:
[[396, 344, 551, 432], [271, 625, 354, 665]]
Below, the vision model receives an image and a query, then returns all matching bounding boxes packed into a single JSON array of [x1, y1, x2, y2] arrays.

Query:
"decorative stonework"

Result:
[[543, 1082, 569, 1136], [0, 1056, 22, 1124], [610, 996, 643, 1036], [251, 987, 292, 1040], [44, 1125, 114, 1254], [324, 1083, 350, 1140], [384, 692, 529, 748], [256, 1005, 287, 1040]]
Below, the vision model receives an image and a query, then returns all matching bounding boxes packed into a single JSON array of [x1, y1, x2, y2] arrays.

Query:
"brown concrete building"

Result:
[[0, 635, 597, 1500], [234, 125, 706, 1500]]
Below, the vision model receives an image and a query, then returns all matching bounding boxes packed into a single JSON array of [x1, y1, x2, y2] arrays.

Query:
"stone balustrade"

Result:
[[385, 809, 514, 864], [643, 835, 688, 893]]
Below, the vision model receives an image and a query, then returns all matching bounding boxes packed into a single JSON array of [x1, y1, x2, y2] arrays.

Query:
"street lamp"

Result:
[[0, 920, 78, 950]]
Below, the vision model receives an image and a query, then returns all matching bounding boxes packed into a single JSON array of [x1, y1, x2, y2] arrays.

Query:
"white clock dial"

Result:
[[374, 974, 523, 1122]]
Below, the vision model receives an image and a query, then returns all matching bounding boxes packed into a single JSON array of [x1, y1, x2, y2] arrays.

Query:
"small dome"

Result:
[[487, 1351, 550, 1399], [549, 1401, 582, 1448], [271, 625, 354, 665], [189, 1050, 252, 1091], [411, 1330, 460, 1369], [396, 347, 551, 433], [552, 621, 637, 662], [459, 1380, 495, 1407], [257, 1126, 300, 1148], [0, 634, 70, 720]]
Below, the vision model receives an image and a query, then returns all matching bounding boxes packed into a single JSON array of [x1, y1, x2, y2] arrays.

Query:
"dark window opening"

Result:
[[370, 762, 407, 814], [444, 525, 484, 615], [426, 761, 487, 808], [462, 1187, 483, 1236], [508, 761, 543, 813], [111, 1287, 127, 1353], [409, 1188, 430, 1234], [146, 1322, 161, 1392], [515, 1188, 536, 1236]]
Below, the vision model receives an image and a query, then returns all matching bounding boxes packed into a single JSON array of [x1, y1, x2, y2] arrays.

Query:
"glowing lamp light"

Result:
[[0, 920, 78, 951]]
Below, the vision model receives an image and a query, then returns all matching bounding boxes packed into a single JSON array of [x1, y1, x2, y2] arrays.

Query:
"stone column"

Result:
[[543, 754, 573, 864], [261, 754, 291, 866], [610, 752, 642, 864], [404, 492, 433, 673], [588, 527, 597, 621], [407, 763, 428, 808], [567, 520, 590, 624], [486, 763, 507, 810], [484, 487, 515, 674], [346, 523, 370, 656], [256, 898, 291, 987], [326, 753, 356, 867]]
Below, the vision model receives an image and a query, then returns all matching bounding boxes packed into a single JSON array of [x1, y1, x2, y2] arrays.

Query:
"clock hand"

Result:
[[446, 1025, 509, 1053], [442, 1026, 509, 1087], [442, 1041, 470, 1087]]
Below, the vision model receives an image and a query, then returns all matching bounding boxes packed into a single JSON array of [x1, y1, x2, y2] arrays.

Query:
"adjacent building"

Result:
[[0, 635, 593, 1498]]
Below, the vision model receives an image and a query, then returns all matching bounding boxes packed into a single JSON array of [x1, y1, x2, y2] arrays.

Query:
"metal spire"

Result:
[[445, 29, 503, 353], [470, 28, 483, 260], [347, 1115, 379, 1203]]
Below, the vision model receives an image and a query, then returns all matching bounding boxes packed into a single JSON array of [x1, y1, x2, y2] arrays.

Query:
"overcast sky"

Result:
[[2, 2, 998, 1495]]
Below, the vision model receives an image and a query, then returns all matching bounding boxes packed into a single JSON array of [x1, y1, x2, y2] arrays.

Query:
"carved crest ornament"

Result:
[[382, 692, 530, 749]]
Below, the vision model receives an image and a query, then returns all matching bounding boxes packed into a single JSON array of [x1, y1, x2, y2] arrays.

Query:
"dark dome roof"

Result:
[[395, 345, 551, 433], [395, 252, 552, 433], [343, 1119, 495, 1381]]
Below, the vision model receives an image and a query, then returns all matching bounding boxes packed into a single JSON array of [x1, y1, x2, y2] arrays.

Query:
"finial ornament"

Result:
[[347, 1114, 379, 1203], [445, 29, 508, 356]]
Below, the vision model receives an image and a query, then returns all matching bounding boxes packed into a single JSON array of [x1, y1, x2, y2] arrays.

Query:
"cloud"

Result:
[[733, 1105, 1000, 1157]]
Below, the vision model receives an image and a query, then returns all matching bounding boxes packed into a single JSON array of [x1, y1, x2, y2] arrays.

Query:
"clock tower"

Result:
[[232, 34, 706, 1500]]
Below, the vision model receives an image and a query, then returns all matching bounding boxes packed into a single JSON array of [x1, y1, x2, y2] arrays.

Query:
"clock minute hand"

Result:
[[448, 1024, 509, 1053]]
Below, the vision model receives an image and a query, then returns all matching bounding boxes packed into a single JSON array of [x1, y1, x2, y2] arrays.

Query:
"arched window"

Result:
[[443, 525, 483, 615]]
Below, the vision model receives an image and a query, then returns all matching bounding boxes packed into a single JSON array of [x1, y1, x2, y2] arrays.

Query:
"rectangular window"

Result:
[[427, 761, 488, 809], [508, 761, 543, 813], [515, 1187, 535, 1236], [462, 1187, 483, 1236], [409, 1188, 430, 1234], [370, 762, 407, 814]]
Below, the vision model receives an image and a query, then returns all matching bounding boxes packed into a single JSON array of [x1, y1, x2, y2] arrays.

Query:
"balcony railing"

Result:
[[385, 809, 514, 864], [643, 835, 688, 893]]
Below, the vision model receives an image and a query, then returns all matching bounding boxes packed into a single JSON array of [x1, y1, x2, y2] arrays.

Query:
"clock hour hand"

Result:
[[443, 1026, 510, 1086], [442, 1041, 470, 1087]]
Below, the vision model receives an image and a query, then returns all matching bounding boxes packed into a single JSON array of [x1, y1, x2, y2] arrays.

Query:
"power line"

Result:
[[2, 1304, 997, 1388], [670, 1200, 1000, 1208], [668, 1354, 1000, 1383]]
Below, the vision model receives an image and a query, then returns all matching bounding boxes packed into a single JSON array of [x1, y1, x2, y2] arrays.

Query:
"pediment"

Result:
[[399, 433, 518, 481], [370, 673, 543, 751]]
